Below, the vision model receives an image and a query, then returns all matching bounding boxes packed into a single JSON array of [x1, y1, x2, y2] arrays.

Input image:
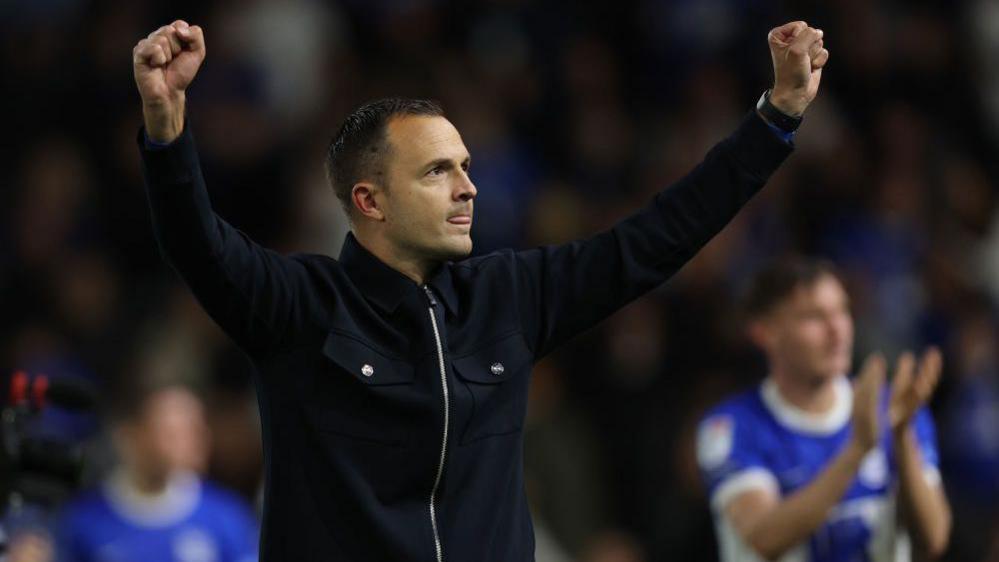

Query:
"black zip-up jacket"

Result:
[[137, 110, 792, 561]]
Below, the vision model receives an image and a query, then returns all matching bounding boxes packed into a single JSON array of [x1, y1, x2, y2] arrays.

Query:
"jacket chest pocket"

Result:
[[309, 331, 417, 446], [452, 332, 533, 445]]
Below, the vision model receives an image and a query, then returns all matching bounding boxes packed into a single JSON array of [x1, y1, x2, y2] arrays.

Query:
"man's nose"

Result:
[[455, 172, 477, 202], [827, 317, 849, 342]]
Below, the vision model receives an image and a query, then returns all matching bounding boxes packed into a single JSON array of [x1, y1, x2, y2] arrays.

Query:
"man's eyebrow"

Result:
[[423, 155, 472, 170], [424, 158, 454, 170]]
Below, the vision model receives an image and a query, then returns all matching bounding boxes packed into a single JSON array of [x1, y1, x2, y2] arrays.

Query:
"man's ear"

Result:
[[747, 318, 774, 350], [352, 182, 385, 221]]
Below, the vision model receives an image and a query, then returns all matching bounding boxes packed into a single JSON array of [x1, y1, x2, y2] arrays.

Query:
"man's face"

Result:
[[125, 387, 210, 476], [759, 275, 854, 382], [377, 115, 476, 262]]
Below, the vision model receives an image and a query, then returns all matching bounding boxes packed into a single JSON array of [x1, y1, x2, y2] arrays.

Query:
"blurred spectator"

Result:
[[940, 305, 999, 562], [219, 0, 346, 134], [55, 383, 258, 562], [697, 259, 949, 561]]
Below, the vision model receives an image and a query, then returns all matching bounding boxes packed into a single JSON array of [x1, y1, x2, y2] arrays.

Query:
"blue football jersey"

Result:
[[57, 471, 258, 562], [697, 376, 940, 562]]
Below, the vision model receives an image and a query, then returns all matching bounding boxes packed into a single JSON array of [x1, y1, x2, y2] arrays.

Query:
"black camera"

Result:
[[0, 371, 98, 557]]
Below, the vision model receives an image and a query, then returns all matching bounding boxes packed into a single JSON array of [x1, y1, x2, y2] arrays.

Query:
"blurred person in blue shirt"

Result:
[[55, 383, 257, 562], [938, 306, 999, 561], [697, 258, 950, 561]]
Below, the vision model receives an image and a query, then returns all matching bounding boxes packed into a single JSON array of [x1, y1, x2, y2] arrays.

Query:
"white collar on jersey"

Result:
[[760, 374, 853, 435], [103, 468, 202, 528]]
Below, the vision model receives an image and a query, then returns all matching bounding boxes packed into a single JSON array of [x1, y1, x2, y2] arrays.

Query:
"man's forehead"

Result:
[[786, 275, 848, 308], [386, 115, 468, 163]]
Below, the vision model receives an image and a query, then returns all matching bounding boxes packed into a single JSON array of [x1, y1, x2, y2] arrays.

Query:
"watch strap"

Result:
[[756, 90, 803, 133]]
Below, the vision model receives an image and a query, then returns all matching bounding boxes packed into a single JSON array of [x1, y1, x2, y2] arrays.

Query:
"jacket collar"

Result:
[[339, 232, 459, 317]]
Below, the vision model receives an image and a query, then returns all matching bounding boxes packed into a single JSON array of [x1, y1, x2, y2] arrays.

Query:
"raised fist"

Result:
[[132, 20, 206, 143], [767, 21, 829, 117]]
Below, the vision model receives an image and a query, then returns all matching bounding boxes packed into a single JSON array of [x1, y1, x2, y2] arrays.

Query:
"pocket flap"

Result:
[[322, 331, 415, 386], [452, 332, 532, 384]]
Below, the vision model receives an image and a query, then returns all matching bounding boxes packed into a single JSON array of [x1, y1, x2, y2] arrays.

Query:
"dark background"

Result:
[[2, 0, 998, 560]]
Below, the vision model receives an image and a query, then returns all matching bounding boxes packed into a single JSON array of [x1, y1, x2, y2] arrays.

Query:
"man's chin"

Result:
[[814, 361, 850, 382], [830, 357, 852, 378], [435, 238, 473, 261], [450, 243, 473, 260], [801, 364, 846, 385]]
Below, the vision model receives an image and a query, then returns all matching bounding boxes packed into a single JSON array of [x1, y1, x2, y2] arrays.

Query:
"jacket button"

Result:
[[361, 364, 374, 377], [490, 362, 505, 375]]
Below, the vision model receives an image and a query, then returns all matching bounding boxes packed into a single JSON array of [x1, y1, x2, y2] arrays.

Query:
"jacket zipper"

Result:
[[423, 285, 448, 562]]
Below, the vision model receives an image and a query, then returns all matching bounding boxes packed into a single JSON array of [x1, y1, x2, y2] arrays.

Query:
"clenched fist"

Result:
[[133, 20, 206, 143], [767, 21, 830, 117]]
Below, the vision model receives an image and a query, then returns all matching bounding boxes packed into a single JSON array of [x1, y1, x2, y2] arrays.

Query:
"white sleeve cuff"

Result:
[[711, 467, 780, 511]]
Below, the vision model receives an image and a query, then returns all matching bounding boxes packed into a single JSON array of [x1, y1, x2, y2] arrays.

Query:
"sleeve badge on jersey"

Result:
[[697, 415, 734, 470]]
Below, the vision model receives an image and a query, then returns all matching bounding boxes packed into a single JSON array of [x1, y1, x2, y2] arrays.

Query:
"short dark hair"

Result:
[[325, 98, 445, 217], [743, 257, 843, 320]]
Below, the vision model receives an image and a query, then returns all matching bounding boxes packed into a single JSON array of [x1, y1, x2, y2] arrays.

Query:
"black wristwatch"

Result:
[[756, 89, 803, 133]]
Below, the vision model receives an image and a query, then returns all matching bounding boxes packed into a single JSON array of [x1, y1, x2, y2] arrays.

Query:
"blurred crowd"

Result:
[[2, 0, 999, 560]]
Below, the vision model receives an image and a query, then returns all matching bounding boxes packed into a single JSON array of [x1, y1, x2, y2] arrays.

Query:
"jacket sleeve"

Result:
[[514, 111, 793, 359], [138, 124, 325, 356]]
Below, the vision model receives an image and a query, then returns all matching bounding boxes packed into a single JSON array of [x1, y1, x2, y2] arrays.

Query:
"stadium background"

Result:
[[2, 0, 998, 560]]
